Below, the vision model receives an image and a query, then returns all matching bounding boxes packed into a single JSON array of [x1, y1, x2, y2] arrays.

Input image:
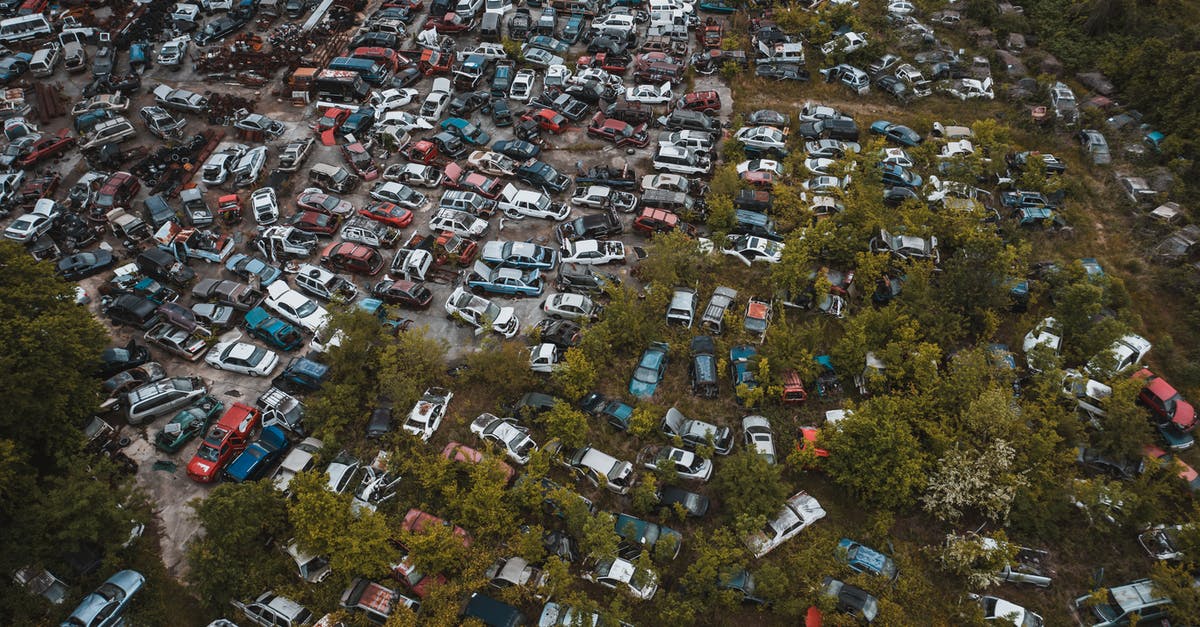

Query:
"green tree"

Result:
[[1092, 377, 1154, 460], [288, 471, 397, 578], [712, 450, 788, 523], [186, 481, 293, 609], [921, 440, 1029, 524], [376, 326, 449, 409], [0, 241, 108, 472], [935, 531, 1018, 589], [1152, 561, 1200, 624], [824, 397, 929, 509], [540, 401, 590, 448], [460, 337, 539, 401], [552, 347, 597, 402]]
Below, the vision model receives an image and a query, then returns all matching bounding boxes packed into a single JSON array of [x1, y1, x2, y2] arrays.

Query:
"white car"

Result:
[[377, 110, 434, 132], [485, 0, 514, 13], [522, 47, 564, 69], [973, 595, 1044, 627], [742, 416, 777, 465], [542, 292, 600, 321], [802, 175, 850, 194], [445, 286, 520, 337], [510, 69, 536, 101], [560, 239, 626, 265], [803, 158, 837, 176], [455, 42, 509, 62], [544, 64, 571, 90], [652, 145, 711, 176], [733, 125, 788, 152], [429, 209, 490, 239], [467, 150, 518, 177], [799, 101, 846, 122], [156, 37, 189, 67], [470, 413, 536, 464], [264, 281, 330, 334], [382, 163, 444, 188], [250, 187, 279, 225], [737, 159, 785, 177], [879, 147, 914, 168], [369, 88, 420, 112], [200, 144, 247, 186], [583, 557, 658, 600], [722, 235, 784, 266], [204, 340, 280, 377], [745, 491, 827, 558], [420, 77, 453, 123], [1022, 317, 1063, 371], [498, 184, 570, 221], [942, 77, 995, 101], [639, 445, 712, 482], [939, 139, 975, 159], [806, 138, 861, 158], [403, 387, 453, 442], [3, 199, 59, 242], [887, 0, 915, 14], [820, 31, 868, 55], [369, 181, 427, 209], [624, 81, 673, 105]]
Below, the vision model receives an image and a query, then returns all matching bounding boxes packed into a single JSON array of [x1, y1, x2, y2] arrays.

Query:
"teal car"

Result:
[[629, 342, 670, 398], [699, 0, 736, 12], [244, 306, 304, 351], [838, 538, 899, 581], [439, 117, 491, 146], [155, 396, 224, 453]]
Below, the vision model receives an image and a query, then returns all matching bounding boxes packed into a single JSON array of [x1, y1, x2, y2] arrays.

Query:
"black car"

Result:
[[587, 34, 628, 55], [509, 8, 532, 39], [565, 81, 605, 105], [431, 131, 469, 159], [797, 118, 860, 142], [556, 209, 623, 243], [104, 295, 162, 330], [1077, 447, 1145, 480], [516, 159, 570, 193], [351, 31, 399, 50], [821, 577, 879, 624], [534, 318, 582, 350], [493, 139, 541, 161], [511, 391, 558, 419], [875, 74, 909, 101], [492, 99, 513, 127], [136, 247, 196, 287], [53, 213, 98, 248], [928, 62, 968, 81], [882, 186, 919, 207], [555, 263, 618, 296], [449, 91, 490, 117], [370, 278, 434, 309], [57, 251, 115, 281], [755, 63, 809, 82], [535, 91, 590, 121], [365, 402, 393, 438], [660, 109, 722, 134], [96, 340, 152, 378], [657, 485, 710, 517], [194, 16, 243, 46]]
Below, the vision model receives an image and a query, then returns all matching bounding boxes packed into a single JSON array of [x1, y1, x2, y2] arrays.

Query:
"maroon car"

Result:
[[443, 163, 504, 199], [320, 242, 385, 275], [586, 113, 649, 148], [341, 141, 379, 181], [17, 129, 76, 169], [296, 189, 353, 216], [290, 210, 342, 237], [371, 278, 434, 309]]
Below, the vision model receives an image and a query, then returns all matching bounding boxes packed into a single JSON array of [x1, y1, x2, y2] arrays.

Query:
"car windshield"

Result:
[[197, 443, 220, 462], [295, 301, 317, 318], [484, 302, 503, 322], [635, 366, 657, 382]]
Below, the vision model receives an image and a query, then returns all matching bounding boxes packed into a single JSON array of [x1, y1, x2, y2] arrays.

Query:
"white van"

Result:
[[0, 14, 53, 44], [29, 44, 60, 77]]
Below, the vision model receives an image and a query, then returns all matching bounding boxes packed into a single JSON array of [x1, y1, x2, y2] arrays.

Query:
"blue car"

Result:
[[224, 425, 290, 483], [614, 513, 683, 560], [480, 240, 559, 270], [879, 163, 922, 189], [0, 52, 32, 83], [838, 538, 899, 580], [581, 392, 634, 430], [439, 117, 491, 146], [466, 261, 544, 297], [730, 344, 759, 403], [525, 34, 571, 55], [225, 253, 282, 287], [63, 569, 145, 627], [244, 307, 304, 351], [630, 342, 670, 398], [493, 139, 541, 161], [869, 120, 923, 147]]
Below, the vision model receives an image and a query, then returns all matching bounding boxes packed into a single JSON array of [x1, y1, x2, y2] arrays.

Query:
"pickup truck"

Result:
[[341, 577, 419, 623], [223, 425, 290, 484]]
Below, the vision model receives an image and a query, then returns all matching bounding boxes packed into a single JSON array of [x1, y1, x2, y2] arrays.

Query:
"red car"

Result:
[[402, 508, 473, 547], [372, 278, 434, 309], [94, 171, 140, 213], [1136, 368, 1197, 431], [321, 241, 385, 275], [360, 201, 413, 228], [16, 129, 76, 169], [315, 107, 351, 145], [576, 52, 630, 73], [632, 207, 686, 235], [382, 0, 422, 9], [676, 90, 721, 115], [442, 162, 504, 199], [186, 402, 261, 483], [296, 189, 353, 216], [740, 170, 778, 188], [521, 108, 568, 134], [400, 139, 443, 165], [290, 210, 342, 237], [341, 141, 379, 181], [586, 113, 649, 148], [391, 546, 447, 599], [424, 11, 475, 33]]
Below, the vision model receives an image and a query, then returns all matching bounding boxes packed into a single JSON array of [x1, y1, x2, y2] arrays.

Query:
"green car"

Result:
[[154, 396, 224, 453]]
